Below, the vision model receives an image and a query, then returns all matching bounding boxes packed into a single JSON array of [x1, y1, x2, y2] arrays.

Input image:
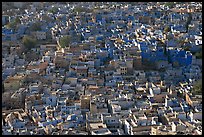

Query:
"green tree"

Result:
[[173, 61, 179, 67], [164, 26, 171, 33], [185, 13, 192, 32], [6, 16, 21, 30], [192, 79, 202, 95], [42, 15, 54, 22], [22, 36, 37, 51], [186, 13, 192, 25], [73, 7, 93, 13], [30, 22, 41, 31], [59, 35, 71, 48], [164, 2, 176, 9], [183, 46, 190, 51], [48, 7, 59, 14], [195, 51, 202, 59], [74, 7, 85, 13], [6, 21, 16, 29], [15, 17, 21, 24]]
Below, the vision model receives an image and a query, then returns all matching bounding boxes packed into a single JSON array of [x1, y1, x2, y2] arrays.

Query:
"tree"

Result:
[[158, 39, 167, 55], [48, 7, 59, 14], [73, 7, 93, 13], [173, 61, 179, 67], [186, 13, 192, 25], [183, 46, 191, 51], [22, 36, 37, 51], [80, 34, 85, 41], [30, 22, 41, 31], [59, 35, 71, 48], [14, 17, 21, 24], [6, 21, 16, 30], [6, 16, 21, 30], [163, 44, 167, 55], [192, 79, 202, 95], [195, 51, 202, 59], [185, 13, 192, 32], [42, 15, 54, 22], [164, 2, 176, 9], [178, 39, 186, 46], [164, 26, 171, 33]]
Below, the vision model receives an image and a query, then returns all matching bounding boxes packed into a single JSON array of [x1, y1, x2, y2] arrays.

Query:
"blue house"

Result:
[[112, 75, 123, 82], [2, 28, 15, 41], [171, 24, 186, 33], [167, 49, 192, 67], [141, 50, 151, 61], [155, 47, 168, 61], [96, 35, 104, 42], [138, 41, 148, 52], [96, 14, 102, 22], [154, 11, 162, 18], [127, 15, 134, 21], [141, 27, 147, 35], [96, 49, 109, 65]]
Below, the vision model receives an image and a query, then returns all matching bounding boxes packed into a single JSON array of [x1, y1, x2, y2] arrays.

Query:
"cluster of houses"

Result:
[[2, 2, 202, 135]]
